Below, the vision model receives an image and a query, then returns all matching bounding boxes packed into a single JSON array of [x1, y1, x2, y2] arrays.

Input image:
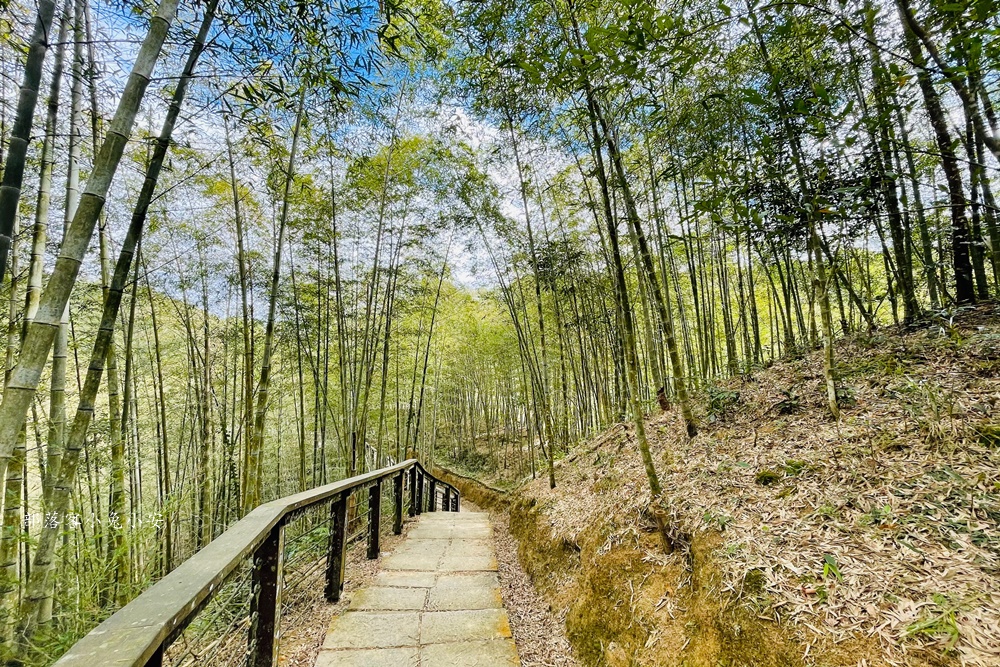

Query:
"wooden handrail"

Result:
[[53, 459, 458, 667]]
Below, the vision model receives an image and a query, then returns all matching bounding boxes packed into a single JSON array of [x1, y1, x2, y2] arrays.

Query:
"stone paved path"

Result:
[[315, 510, 520, 667]]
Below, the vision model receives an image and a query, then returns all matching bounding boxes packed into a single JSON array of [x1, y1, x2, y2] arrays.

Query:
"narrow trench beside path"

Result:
[[490, 511, 580, 667], [315, 509, 520, 666]]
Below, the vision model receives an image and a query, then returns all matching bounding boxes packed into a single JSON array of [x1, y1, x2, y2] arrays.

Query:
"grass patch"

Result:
[[976, 422, 1000, 448], [755, 469, 782, 486], [905, 594, 963, 651]]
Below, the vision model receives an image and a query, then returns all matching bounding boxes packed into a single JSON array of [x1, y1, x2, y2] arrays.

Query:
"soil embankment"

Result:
[[439, 306, 1000, 666]]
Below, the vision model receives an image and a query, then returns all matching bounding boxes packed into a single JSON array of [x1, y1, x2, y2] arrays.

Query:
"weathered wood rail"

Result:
[[53, 459, 459, 667]]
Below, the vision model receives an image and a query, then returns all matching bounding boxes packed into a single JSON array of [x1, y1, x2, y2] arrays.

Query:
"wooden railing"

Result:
[[53, 459, 458, 667]]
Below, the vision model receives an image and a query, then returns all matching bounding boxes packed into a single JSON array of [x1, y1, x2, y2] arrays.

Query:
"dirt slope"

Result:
[[444, 304, 1000, 667]]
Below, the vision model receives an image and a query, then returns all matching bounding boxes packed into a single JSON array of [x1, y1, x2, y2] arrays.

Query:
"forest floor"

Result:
[[444, 303, 1000, 667], [488, 504, 581, 667]]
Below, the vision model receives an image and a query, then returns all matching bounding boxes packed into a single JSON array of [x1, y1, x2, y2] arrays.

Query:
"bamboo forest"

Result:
[[0, 0, 997, 663]]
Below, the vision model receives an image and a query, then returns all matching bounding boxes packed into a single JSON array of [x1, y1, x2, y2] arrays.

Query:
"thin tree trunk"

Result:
[[225, 115, 253, 512], [589, 94, 697, 436], [11, 0, 212, 639], [146, 268, 171, 574], [505, 116, 556, 488], [0, 216, 22, 648], [245, 91, 305, 512], [895, 0, 975, 303], [0, 0, 182, 487], [0, 1, 70, 645], [0, 0, 59, 283]]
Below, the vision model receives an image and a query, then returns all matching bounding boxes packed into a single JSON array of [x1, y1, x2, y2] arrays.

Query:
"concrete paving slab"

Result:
[[438, 554, 498, 572], [391, 539, 450, 558], [435, 571, 500, 588], [428, 574, 502, 610], [446, 538, 494, 557], [405, 527, 453, 539], [381, 553, 439, 571], [421, 516, 480, 524], [314, 647, 419, 666], [415, 516, 472, 524], [323, 611, 420, 649], [450, 525, 493, 539], [373, 570, 436, 588], [420, 609, 512, 644], [410, 526, 492, 540], [348, 586, 427, 610], [420, 640, 521, 667]]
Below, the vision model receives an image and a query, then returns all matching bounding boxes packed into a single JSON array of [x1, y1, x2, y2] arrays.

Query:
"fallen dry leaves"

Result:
[[486, 502, 580, 667], [505, 305, 1000, 666]]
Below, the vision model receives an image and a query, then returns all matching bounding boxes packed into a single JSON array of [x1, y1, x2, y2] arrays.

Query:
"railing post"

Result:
[[415, 470, 424, 515], [429, 479, 437, 512], [453, 492, 460, 512], [408, 466, 417, 518], [247, 523, 284, 667], [143, 647, 164, 667], [442, 487, 450, 512], [325, 493, 348, 602], [393, 473, 404, 534], [368, 480, 382, 559]]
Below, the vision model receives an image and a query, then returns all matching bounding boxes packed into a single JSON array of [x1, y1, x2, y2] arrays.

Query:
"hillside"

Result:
[[441, 305, 1000, 667]]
